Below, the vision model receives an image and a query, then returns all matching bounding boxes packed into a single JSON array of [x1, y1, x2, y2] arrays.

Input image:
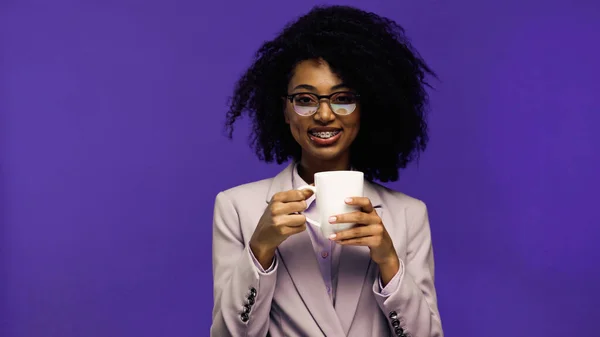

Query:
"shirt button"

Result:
[[321, 251, 329, 258], [326, 286, 331, 293]]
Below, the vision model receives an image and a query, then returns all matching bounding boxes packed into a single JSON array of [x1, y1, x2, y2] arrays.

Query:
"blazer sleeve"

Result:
[[372, 200, 443, 337], [210, 191, 278, 337]]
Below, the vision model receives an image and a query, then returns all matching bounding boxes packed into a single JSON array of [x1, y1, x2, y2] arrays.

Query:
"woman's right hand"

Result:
[[249, 189, 313, 269]]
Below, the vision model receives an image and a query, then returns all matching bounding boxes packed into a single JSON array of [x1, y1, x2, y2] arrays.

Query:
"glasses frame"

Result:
[[285, 91, 361, 116]]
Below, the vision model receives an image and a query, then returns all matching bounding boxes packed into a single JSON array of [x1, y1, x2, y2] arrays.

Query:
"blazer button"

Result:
[[250, 287, 257, 297], [247, 297, 255, 305], [241, 312, 249, 322], [389, 311, 398, 320], [243, 304, 251, 314], [394, 326, 404, 335], [392, 319, 400, 327]]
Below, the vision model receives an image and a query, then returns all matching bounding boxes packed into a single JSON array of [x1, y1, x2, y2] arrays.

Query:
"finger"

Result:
[[273, 214, 307, 228], [344, 197, 374, 213], [299, 188, 314, 199], [335, 236, 378, 246], [330, 224, 383, 241], [271, 189, 313, 203], [280, 223, 307, 236], [329, 211, 378, 225], [270, 200, 307, 216]]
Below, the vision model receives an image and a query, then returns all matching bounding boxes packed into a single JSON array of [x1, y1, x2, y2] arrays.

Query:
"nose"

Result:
[[313, 100, 335, 123]]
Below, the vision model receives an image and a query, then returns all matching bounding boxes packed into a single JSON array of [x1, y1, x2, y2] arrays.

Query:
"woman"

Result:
[[211, 5, 443, 337]]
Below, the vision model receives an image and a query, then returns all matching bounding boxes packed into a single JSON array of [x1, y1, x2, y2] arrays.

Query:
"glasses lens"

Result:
[[330, 92, 358, 115], [293, 94, 318, 116]]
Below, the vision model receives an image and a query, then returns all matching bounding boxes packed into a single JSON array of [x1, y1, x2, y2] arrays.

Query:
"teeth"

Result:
[[310, 130, 340, 139]]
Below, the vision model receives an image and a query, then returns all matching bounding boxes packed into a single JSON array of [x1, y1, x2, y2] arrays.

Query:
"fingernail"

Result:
[[329, 234, 336, 240], [328, 216, 336, 223], [344, 197, 353, 203]]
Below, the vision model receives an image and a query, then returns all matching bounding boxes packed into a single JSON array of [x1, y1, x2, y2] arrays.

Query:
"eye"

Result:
[[293, 94, 318, 106], [332, 93, 357, 104]]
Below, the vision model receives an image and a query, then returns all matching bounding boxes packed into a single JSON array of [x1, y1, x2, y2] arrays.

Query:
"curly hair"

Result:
[[225, 5, 435, 182]]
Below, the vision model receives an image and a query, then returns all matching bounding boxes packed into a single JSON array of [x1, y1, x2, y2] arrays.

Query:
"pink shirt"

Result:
[[250, 163, 400, 305]]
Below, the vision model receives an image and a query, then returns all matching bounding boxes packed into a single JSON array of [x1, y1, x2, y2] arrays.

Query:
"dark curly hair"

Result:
[[225, 5, 435, 182]]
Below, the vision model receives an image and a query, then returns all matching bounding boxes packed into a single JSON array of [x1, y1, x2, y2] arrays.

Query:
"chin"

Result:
[[305, 144, 347, 161]]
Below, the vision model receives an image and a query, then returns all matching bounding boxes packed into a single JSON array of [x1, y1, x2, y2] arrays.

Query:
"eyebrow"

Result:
[[291, 83, 349, 92]]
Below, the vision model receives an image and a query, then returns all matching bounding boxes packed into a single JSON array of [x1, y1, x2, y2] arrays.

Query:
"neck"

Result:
[[297, 153, 350, 184]]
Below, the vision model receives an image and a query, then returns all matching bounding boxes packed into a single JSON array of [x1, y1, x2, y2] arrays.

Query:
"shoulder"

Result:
[[368, 182, 432, 241], [367, 181, 429, 228], [214, 177, 274, 207]]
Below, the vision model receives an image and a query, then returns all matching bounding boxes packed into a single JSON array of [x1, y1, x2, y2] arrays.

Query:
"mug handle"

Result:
[[297, 185, 320, 228]]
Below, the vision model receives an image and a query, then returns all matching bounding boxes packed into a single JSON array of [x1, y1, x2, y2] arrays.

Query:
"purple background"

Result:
[[2, 0, 599, 336]]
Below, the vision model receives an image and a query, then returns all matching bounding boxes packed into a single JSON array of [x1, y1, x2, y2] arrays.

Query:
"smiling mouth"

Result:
[[308, 130, 341, 139], [307, 128, 343, 146]]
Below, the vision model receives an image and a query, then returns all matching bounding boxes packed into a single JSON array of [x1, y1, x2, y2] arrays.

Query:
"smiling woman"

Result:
[[284, 59, 361, 172], [212, 5, 442, 337]]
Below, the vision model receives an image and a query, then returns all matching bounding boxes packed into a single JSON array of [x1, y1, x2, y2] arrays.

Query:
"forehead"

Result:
[[288, 59, 344, 90]]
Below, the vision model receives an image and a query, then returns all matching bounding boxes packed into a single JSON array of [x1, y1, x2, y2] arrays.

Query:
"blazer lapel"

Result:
[[264, 162, 295, 203], [334, 244, 372, 335], [267, 162, 346, 336], [278, 232, 346, 336], [334, 181, 384, 334]]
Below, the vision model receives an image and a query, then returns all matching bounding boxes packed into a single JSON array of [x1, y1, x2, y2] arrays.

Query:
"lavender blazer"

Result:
[[210, 163, 443, 337]]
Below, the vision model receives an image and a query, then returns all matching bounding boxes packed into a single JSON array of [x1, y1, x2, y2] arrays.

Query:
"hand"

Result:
[[249, 189, 313, 269], [328, 197, 398, 267]]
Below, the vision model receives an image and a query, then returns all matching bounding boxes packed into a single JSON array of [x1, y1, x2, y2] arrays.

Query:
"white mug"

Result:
[[297, 170, 364, 237]]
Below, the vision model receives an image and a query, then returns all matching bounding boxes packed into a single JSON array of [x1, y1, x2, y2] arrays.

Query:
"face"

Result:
[[284, 59, 360, 165]]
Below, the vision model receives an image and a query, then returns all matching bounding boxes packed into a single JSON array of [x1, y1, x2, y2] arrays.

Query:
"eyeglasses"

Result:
[[286, 91, 360, 116]]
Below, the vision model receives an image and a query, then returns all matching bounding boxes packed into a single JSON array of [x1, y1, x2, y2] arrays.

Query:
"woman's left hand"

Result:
[[328, 197, 398, 266]]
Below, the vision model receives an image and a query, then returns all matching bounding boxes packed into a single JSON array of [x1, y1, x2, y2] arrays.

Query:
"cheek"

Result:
[[290, 120, 307, 135], [344, 114, 361, 133], [284, 107, 301, 127], [284, 112, 306, 138]]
